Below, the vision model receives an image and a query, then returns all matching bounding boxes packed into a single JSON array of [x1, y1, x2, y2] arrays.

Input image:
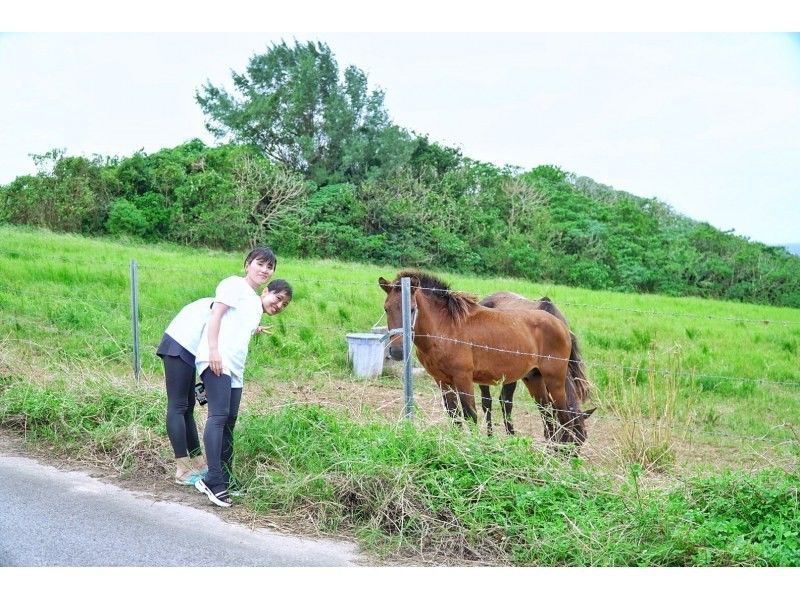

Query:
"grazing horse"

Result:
[[379, 270, 590, 445], [478, 292, 594, 442]]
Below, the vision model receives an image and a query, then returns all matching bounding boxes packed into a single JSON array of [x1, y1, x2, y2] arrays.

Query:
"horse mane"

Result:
[[395, 270, 478, 324]]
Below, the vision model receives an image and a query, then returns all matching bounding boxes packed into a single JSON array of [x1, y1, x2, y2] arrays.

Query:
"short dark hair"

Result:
[[245, 246, 276, 269], [267, 279, 293, 300]]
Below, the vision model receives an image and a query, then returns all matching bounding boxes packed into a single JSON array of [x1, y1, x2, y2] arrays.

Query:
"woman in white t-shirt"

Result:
[[157, 247, 289, 492], [157, 296, 216, 484], [192, 250, 294, 508]]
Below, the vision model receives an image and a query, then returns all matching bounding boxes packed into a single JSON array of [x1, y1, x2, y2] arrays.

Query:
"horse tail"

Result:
[[536, 297, 591, 403], [567, 331, 592, 404], [535, 296, 592, 404]]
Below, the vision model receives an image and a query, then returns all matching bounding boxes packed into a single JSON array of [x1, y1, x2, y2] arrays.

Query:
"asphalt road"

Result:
[[0, 453, 360, 566]]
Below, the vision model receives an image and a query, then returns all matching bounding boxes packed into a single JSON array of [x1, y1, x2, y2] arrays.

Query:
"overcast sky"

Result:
[[2, 27, 798, 245]]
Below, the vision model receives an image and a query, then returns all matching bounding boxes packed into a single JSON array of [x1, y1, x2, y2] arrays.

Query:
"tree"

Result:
[[196, 40, 412, 185], [229, 154, 311, 246], [2, 149, 115, 234]]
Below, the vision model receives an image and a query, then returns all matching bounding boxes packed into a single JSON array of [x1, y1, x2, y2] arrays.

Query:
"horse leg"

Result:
[[521, 373, 557, 441], [453, 375, 478, 427], [440, 382, 460, 426], [562, 374, 588, 444], [499, 381, 516, 436], [479, 385, 493, 436]]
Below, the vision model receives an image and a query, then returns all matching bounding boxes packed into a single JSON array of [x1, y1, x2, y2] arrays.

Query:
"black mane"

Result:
[[394, 270, 477, 323], [396, 270, 452, 295]]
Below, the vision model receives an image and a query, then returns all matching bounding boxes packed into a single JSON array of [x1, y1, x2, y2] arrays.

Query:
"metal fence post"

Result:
[[130, 259, 141, 383], [401, 276, 413, 419]]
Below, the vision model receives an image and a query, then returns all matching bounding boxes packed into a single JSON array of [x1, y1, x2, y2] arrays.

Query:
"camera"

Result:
[[194, 382, 208, 406]]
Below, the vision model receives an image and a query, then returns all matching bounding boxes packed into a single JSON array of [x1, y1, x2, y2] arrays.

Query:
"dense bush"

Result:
[[2, 140, 799, 307], [1, 141, 310, 250], [105, 198, 150, 237]]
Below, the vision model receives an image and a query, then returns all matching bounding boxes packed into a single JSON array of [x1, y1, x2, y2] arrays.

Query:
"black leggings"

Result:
[[200, 368, 242, 491], [162, 355, 201, 459]]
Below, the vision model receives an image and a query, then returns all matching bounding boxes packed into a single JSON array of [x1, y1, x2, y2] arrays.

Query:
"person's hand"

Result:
[[209, 348, 223, 376], [255, 325, 273, 335]]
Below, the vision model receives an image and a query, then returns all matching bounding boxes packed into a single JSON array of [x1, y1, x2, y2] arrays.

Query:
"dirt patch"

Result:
[[246, 374, 793, 478]]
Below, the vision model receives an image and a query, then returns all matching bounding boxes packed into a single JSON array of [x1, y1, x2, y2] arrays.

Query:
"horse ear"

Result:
[[410, 276, 421, 294], [582, 407, 597, 419], [378, 277, 392, 294]]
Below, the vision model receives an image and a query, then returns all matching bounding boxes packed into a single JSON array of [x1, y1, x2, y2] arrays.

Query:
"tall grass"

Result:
[[600, 349, 685, 471]]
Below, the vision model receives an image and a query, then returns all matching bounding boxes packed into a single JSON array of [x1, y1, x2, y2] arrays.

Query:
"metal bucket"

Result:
[[345, 333, 385, 378]]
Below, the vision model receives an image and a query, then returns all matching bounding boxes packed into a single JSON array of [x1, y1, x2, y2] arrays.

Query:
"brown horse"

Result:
[[478, 292, 594, 442], [379, 270, 590, 445]]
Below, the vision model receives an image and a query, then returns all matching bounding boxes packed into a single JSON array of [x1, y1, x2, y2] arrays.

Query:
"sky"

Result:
[[2, 7, 799, 246]]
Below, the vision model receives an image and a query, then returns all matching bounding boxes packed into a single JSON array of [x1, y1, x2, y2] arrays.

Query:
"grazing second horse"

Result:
[[478, 292, 594, 442], [379, 270, 590, 445]]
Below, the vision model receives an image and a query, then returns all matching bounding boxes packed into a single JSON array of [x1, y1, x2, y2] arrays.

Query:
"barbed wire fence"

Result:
[[3, 267, 799, 383], [1, 262, 799, 459], [3, 332, 797, 455]]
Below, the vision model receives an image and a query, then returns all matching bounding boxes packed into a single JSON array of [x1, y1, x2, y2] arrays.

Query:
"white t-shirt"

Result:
[[164, 297, 214, 355], [195, 276, 263, 388]]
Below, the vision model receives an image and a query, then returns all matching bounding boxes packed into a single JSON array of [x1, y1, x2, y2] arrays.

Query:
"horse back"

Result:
[[470, 306, 572, 362], [481, 291, 568, 326], [479, 291, 529, 309]]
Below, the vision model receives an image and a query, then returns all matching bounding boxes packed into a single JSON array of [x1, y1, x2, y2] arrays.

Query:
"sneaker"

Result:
[[190, 456, 208, 476], [174, 471, 204, 486], [194, 478, 232, 508]]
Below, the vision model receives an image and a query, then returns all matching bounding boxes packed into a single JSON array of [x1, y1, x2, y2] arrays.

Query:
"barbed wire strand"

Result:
[[6, 342, 793, 454], [3, 303, 800, 391], [411, 333, 800, 390], [5, 334, 791, 450], [5, 302, 796, 379], [2, 334, 798, 449]]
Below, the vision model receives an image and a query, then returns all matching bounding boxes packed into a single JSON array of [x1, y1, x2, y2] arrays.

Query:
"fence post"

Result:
[[130, 259, 141, 383], [401, 276, 413, 419]]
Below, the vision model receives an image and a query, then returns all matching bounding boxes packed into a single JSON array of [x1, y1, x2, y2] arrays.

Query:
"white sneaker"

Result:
[[194, 478, 232, 508]]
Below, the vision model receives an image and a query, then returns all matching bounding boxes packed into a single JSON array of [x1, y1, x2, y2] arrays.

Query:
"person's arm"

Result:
[[207, 302, 230, 376]]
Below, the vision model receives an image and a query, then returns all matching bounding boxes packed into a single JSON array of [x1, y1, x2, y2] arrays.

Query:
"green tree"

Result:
[[196, 40, 412, 185], [1, 149, 116, 234]]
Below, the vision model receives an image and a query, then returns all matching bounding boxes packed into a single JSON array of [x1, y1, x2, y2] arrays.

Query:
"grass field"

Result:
[[1, 224, 799, 565]]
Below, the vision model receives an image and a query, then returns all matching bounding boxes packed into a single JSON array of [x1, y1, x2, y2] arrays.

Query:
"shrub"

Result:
[[105, 199, 149, 238]]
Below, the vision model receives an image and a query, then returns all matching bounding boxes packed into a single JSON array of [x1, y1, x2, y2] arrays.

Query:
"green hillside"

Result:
[[1, 226, 799, 565]]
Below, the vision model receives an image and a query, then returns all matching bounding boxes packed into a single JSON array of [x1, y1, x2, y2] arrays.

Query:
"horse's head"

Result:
[[379, 275, 419, 361], [558, 406, 596, 445]]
